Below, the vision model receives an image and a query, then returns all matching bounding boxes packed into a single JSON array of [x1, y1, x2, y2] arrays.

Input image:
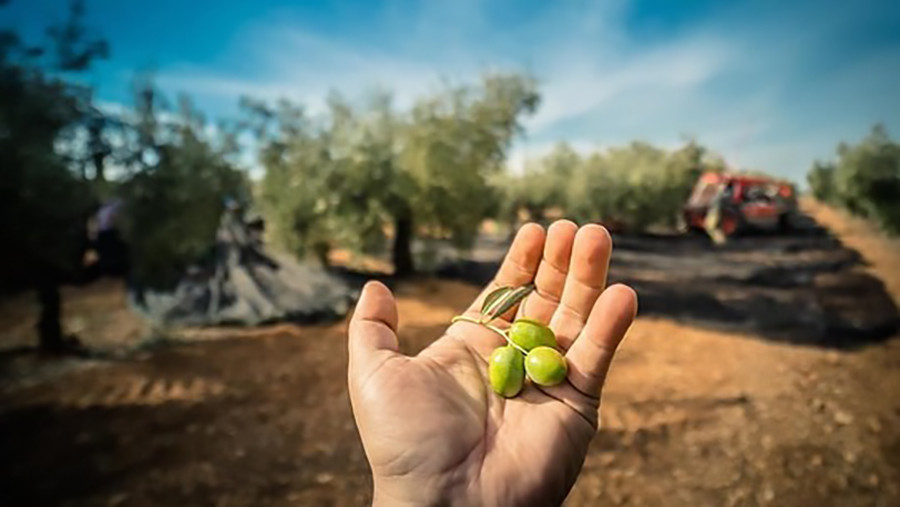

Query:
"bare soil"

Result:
[[1, 201, 898, 506]]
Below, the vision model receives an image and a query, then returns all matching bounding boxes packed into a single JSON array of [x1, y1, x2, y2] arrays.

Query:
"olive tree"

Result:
[[396, 74, 539, 273], [0, 0, 106, 352], [807, 161, 837, 203], [256, 72, 539, 276], [254, 100, 337, 265], [118, 86, 248, 288], [253, 93, 399, 266], [828, 125, 900, 234]]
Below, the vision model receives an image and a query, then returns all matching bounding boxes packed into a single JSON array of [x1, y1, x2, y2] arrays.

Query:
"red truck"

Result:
[[682, 172, 797, 237]]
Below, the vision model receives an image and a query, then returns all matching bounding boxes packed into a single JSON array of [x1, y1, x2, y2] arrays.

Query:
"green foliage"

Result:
[[501, 142, 580, 223], [811, 125, 900, 234], [1, 0, 249, 291], [255, 73, 539, 272], [508, 140, 708, 231], [402, 74, 539, 248], [807, 161, 836, 202], [253, 98, 350, 262], [119, 89, 248, 288], [0, 0, 105, 287]]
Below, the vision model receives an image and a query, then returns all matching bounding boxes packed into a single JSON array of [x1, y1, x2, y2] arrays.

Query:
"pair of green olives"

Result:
[[489, 319, 568, 398]]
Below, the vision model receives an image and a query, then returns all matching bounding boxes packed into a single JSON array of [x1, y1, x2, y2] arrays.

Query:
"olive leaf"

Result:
[[481, 286, 513, 314], [481, 284, 534, 322]]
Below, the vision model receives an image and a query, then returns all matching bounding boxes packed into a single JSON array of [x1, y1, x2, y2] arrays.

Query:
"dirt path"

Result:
[[1, 204, 898, 506], [801, 198, 900, 305]]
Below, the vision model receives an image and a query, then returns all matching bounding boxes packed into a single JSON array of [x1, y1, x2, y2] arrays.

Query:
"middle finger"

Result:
[[518, 220, 577, 324], [549, 224, 612, 350]]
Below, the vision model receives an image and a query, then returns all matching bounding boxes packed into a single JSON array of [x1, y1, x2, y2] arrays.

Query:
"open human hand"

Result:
[[348, 221, 638, 506]]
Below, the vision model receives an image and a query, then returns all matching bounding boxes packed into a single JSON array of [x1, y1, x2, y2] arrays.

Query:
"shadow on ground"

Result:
[[0, 330, 373, 506], [437, 215, 898, 349]]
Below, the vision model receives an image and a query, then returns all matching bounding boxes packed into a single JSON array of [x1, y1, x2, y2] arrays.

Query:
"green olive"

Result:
[[489, 346, 526, 398], [524, 346, 568, 386], [508, 318, 557, 351]]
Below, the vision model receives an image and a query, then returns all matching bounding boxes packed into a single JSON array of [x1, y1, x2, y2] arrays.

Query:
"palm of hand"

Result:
[[349, 222, 637, 506]]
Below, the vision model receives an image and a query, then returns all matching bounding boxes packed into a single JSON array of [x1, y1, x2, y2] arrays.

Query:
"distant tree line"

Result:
[[497, 140, 728, 232], [807, 125, 900, 235]]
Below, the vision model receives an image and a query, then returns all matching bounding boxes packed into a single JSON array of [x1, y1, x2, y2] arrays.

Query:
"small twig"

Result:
[[450, 315, 527, 354], [453, 314, 504, 335]]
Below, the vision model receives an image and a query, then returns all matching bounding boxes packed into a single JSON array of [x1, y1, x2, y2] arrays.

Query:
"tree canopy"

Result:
[[0, 0, 111, 351], [0, 0, 105, 290], [117, 86, 249, 288], [255, 73, 540, 275], [808, 124, 900, 235]]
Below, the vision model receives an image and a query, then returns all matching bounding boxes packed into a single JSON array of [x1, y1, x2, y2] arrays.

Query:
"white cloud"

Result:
[[154, 21, 482, 118], [151, 7, 736, 149], [528, 37, 733, 132]]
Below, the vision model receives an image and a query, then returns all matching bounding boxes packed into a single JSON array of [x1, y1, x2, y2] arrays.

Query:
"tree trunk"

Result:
[[313, 241, 331, 268], [36, 275, 63, 353], [392, 214, 415, 277], [92, 151, 106, 182]]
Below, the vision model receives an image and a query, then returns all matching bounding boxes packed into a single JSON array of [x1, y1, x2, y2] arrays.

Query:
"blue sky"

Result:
[[6, 0, 900, 182]]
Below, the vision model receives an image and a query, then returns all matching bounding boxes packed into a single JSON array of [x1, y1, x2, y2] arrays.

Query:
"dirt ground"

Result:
[[1, 200, 898, 506]]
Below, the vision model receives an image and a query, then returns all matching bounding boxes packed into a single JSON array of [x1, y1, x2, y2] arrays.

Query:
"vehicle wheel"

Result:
[[778, 212, 792, 232]]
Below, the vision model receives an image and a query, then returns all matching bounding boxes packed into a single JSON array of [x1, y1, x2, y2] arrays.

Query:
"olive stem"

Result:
[[450, 315, 528, 355]]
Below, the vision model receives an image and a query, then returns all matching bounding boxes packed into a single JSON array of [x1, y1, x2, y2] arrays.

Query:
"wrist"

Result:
[[372, 477, 450, 507]]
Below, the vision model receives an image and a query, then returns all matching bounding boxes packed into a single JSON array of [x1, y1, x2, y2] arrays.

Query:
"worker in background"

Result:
[[704, 180, 735, 245], [85, 198, 129, 279]]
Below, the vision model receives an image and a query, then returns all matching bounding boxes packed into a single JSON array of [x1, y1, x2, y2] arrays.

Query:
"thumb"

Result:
[[348, 281, 401, 378]]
